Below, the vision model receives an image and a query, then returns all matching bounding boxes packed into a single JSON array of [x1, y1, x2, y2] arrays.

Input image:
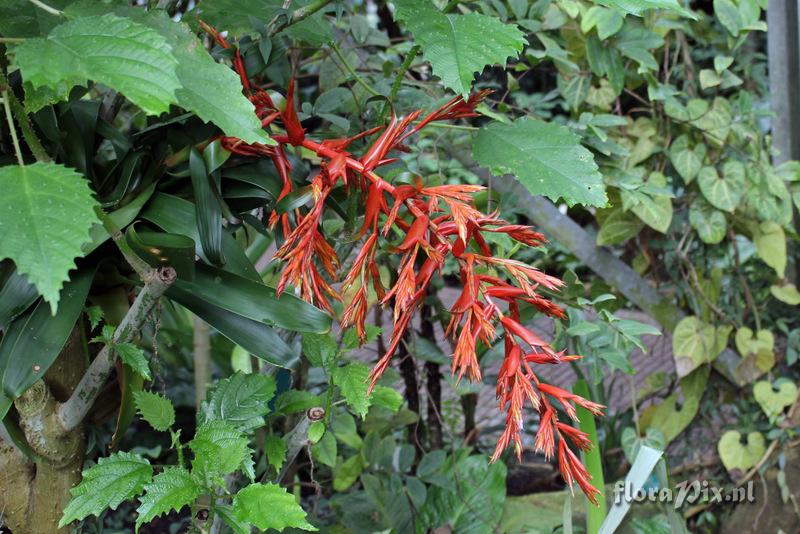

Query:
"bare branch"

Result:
[[56, 267, 177, 433]]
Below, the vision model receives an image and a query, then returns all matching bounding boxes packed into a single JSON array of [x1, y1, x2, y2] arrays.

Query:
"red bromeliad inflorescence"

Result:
[[201, 23, 603, 503]]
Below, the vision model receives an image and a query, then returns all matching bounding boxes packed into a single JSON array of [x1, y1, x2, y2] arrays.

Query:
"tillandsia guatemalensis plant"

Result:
[[204, 23, 604, 503]]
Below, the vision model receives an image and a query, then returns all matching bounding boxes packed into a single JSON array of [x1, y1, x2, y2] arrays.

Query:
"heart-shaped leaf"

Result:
[[717, 430, 765, 472], [753, 380, 798, 419]]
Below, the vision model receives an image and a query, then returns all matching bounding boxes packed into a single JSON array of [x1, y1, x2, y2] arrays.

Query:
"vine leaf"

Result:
[[0, 163, 98, 312], [717, 430, 765, 472], [697, 165, 743, 212], [60, 452, 153, 528], [232, 483, 317, 531], [200, 372, 277, 433], [15, 14, 181, 115], [688, 199, 726, 244], [333, 362, 371, 418], [597, 0, 696, 19], [472, 117, 607, 207], [135, 467, 201, 532], [189, 420, 250, 477], [133, 391, 175, 432], [393, 0, 526, 96]]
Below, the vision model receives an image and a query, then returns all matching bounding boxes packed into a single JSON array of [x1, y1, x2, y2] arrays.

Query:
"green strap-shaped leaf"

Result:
[[135, 467, 201, 532], [0, 163, 98, 311], [200, 372, 277, 432], [133, 390, 175, 432], [472, 117, 607, 207], [393, 0, 526, 96], [0, 266, 38, 329], [15, 14, 180, 115], [0, 269, 94, 420], [232, 483, 317, 531], [168, 264, 332, 334], [60, 452, 153, 527]]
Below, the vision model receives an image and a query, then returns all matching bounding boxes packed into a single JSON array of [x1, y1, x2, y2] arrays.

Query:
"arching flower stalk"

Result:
[[200, 23, 605, 503]]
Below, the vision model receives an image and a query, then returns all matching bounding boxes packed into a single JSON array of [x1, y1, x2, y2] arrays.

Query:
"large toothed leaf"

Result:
[[189, 420, 250, 477], [200, 372, 277, 433], [232, 483, 317, 531], [125, 10, 272, 144], [393, 0, 526, 96], [60, 452, 153, 528], [0, 163, 98, 311], [135, 467, 200, 532], [14, 14, 180, 115], [472, 118, 607, 207]]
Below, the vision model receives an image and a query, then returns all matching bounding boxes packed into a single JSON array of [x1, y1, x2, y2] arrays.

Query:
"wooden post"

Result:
[[767, 0, 800, 163]]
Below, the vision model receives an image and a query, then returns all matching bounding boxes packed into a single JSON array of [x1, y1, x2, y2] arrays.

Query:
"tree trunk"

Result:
[[420, 303, 442, 450], [0, 322, 88, 534], [397, 335, 423, 460]]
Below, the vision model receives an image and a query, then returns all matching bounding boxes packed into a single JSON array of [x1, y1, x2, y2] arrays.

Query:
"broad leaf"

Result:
[[60, 452, 153, 527], [333, 363, 371, 418], [393, 0, 526, 96], [133, 10, 272, 144], [668, 135, 704, 184], [233, 483, 317, 531], [264, 435, 288, 470], [133, 391, 175, 432], [135, 467, 200, 532], [753, 221, 786, 277], [472, 118, 606, 207], [200, 372, 277, 433], [596, 209, 643, 245], [116, 343, 152, 381], [0, 163, 97, 311], [629, 172, 672, 233], [15, 14, 180, 115], [190, 420, 250, 477], [717, 431, 765, 472]]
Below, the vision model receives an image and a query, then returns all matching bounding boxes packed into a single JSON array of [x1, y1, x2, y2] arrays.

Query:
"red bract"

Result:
[[200, 23, 604, 503]]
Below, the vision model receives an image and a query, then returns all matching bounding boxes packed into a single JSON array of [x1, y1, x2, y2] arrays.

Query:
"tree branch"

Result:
[[56, 267, 176, 433], [267, 0, 333, 36], [274, 407, 325, 483]]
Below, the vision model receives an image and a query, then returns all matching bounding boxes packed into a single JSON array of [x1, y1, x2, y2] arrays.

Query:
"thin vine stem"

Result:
[[27, 0, 63, 16], [0, 70, 50, 162], [268, 0, 333, 36], [329, 42, 381, 97], [1, 91, 24, 166]]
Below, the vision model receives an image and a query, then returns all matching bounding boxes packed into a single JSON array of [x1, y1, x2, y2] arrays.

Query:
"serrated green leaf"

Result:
[[393, 0, 526, 96], [15, 14, 180, 115], [128, 10, 272, 144], [135, 467, 200, 532], [133, 391, 175, 432], [472, 117, 606, 207], [190, 420, 250, 477], [264, 434, 287, 470], [200, 372, 276, 433], [60, 452, 153, 527], [333, 363, 372, 418], [233, 483, 317, 531], [116, 343, 152, 381], [0, 163, 98, 312], [302, 332, 339, 369]]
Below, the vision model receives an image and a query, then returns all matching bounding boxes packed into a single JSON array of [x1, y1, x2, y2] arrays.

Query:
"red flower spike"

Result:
[[282, 78, 306, 146], [205, 47, 602, 503]]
